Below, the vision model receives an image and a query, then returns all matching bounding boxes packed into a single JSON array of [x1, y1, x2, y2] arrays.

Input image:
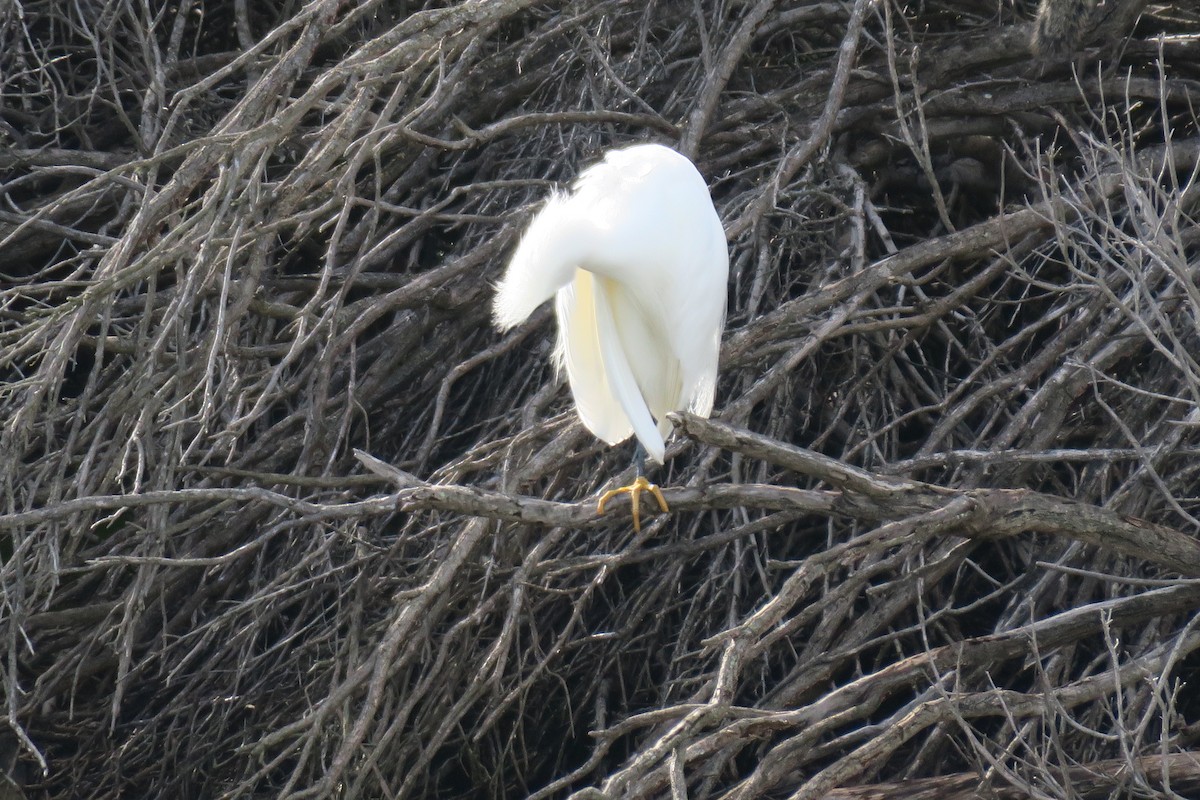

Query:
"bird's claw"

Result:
[[597, 475, 670, 533]]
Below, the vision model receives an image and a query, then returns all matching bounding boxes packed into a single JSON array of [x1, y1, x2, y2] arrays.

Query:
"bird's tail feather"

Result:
[[593, 285, 666, 464]]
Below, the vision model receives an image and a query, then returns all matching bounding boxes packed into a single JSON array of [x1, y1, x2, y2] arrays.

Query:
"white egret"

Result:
[[493, 143, 728, 531]]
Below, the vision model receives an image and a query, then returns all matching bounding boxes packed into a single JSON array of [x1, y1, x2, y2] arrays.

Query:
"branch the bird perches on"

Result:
[[353, 414, 1200, 579]]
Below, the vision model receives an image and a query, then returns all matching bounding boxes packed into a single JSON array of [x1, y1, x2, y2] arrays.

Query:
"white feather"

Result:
[[493, 143, 728, 463], [592, 277, 666, 463], [554, 270, 631, 446], [493, 191, 585, 331]]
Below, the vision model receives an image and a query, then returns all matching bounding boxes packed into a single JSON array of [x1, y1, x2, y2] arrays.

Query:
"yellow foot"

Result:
[[597, 475, 670, 533]]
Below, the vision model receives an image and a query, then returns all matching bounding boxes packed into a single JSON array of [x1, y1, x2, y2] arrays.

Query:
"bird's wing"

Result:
[[657, 191, 728, 421], [676, 224, 727, 419]]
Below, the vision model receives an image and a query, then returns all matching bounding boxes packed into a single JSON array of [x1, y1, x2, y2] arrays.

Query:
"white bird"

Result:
[[493, 143, 728, 531]]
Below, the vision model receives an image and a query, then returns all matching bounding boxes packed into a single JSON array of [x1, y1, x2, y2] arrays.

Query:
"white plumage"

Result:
[[493, 143, 728, 464]]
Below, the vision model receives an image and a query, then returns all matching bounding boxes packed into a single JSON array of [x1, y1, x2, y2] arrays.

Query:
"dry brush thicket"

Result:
[[2, 1, 1200, 798]]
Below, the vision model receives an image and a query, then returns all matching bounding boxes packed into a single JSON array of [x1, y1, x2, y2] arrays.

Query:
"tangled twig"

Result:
[[2, 1, 1200, 798]]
